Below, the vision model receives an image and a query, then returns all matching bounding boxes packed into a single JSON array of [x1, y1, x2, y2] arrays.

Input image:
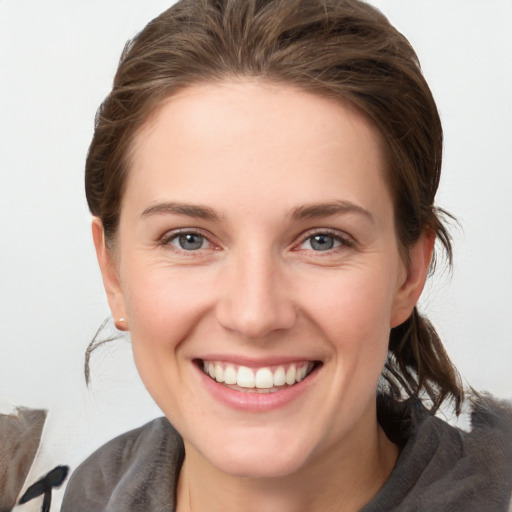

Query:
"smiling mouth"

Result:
[[197, 360, 320, 393]]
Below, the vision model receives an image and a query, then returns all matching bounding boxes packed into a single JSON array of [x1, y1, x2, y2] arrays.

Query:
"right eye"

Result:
[[168, 232, 211, 251], [302, 233, 341, 252]]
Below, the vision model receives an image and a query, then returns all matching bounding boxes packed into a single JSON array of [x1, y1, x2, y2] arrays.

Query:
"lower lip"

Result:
[[196, 363, 319, 412]]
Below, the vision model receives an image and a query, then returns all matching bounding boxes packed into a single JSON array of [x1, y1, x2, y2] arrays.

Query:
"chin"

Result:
[[211, 447, 311, 479], [192, 425, 319, 479]]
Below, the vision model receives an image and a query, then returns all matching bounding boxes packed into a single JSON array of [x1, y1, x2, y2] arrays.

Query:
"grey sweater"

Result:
[[61, 394, 512, 511]]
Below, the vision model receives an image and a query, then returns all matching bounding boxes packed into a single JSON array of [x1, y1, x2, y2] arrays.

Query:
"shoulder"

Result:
[[366, 393, 512, 512], [462, 394, 512, 510], [61, 417, 184, 512]]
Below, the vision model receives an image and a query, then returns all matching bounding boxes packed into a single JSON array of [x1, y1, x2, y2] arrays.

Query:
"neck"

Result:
[[176, 406, 398, 512]]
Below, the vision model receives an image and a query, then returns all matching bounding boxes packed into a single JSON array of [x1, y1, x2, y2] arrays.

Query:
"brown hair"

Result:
[[85, 0, 463, 412]]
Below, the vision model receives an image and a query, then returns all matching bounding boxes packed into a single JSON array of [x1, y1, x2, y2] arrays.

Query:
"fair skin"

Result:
[[93, 81, 433, 512]]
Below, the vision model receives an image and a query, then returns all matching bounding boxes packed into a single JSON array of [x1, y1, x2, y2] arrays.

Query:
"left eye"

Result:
[[169, 233, 209, 251], [302, 234, 342, 251]]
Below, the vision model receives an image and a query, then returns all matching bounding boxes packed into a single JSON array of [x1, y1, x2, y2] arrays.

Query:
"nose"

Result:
[[215, 247, 297, 340]]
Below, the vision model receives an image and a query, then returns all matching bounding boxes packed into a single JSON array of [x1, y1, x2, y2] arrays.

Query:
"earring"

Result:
[[115, 317, 128, 331]]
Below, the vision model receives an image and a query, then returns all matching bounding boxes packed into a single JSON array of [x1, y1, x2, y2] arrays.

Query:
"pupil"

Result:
[[179, 233, 203, 250], [311, 235, 334, 251]]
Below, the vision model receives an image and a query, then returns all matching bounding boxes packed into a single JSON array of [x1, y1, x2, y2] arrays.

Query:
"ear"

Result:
[[92, 218, 128, 331], [390, 231, 435, 328]]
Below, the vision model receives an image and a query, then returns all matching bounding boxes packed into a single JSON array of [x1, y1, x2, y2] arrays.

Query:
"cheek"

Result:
[[119, 268, 214, 420], [122, 264, 210, 338], [119, 265, 215, 390], [310, 267, 397, 348], [303, 264, 399, 403]]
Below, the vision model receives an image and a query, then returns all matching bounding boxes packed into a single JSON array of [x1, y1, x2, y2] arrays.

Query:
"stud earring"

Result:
[[115, 317, 128, 331]]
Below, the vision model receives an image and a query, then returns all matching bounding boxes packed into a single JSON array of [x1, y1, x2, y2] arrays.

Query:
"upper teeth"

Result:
[[203, 361, 314, 389]]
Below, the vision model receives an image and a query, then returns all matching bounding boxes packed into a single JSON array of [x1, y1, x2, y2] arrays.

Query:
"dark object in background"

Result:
[[19, 465, 69, 512]]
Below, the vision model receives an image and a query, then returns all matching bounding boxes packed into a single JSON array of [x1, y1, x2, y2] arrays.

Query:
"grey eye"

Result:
[[307, 234, 338, 251], [175, 233, 206, 250]]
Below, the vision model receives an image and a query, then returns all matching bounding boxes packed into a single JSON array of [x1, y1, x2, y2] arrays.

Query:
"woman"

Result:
[[61, 0, 512, 510]]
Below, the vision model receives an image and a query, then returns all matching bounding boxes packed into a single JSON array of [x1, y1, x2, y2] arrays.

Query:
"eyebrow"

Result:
[[289, 201, 374, 223], [141, 202, 220, 221], [140, 200, 373, 224]]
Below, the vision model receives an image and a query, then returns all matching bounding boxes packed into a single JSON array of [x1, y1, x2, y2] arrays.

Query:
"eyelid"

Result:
[[294, 228, 355, 250], [159, 227, 219, 251]]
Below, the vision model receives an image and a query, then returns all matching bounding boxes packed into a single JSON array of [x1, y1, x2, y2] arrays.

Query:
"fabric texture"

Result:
[[0, 407, 47, 512], [61, 394, 512, 512]]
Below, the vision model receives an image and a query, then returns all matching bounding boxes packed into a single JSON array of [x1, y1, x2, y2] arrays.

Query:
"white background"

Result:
[[1, 1, 511, 510]]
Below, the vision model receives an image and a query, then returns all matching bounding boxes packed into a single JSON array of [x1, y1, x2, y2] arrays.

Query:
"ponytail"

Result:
[[384, 307, 464, 414]]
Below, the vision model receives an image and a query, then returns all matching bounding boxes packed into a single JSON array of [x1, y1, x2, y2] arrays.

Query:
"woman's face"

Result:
[[95, 81, 429, 478]]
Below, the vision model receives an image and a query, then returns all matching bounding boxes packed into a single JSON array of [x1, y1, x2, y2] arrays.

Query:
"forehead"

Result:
[[135, 80, 384, 157], [125, 80, 392, 223]]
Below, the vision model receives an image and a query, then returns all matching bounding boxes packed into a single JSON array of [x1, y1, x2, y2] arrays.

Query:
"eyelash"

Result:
[[158, 228, 354, 254], [159, 229, 215, 252], [295, 229, 354, 253]]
